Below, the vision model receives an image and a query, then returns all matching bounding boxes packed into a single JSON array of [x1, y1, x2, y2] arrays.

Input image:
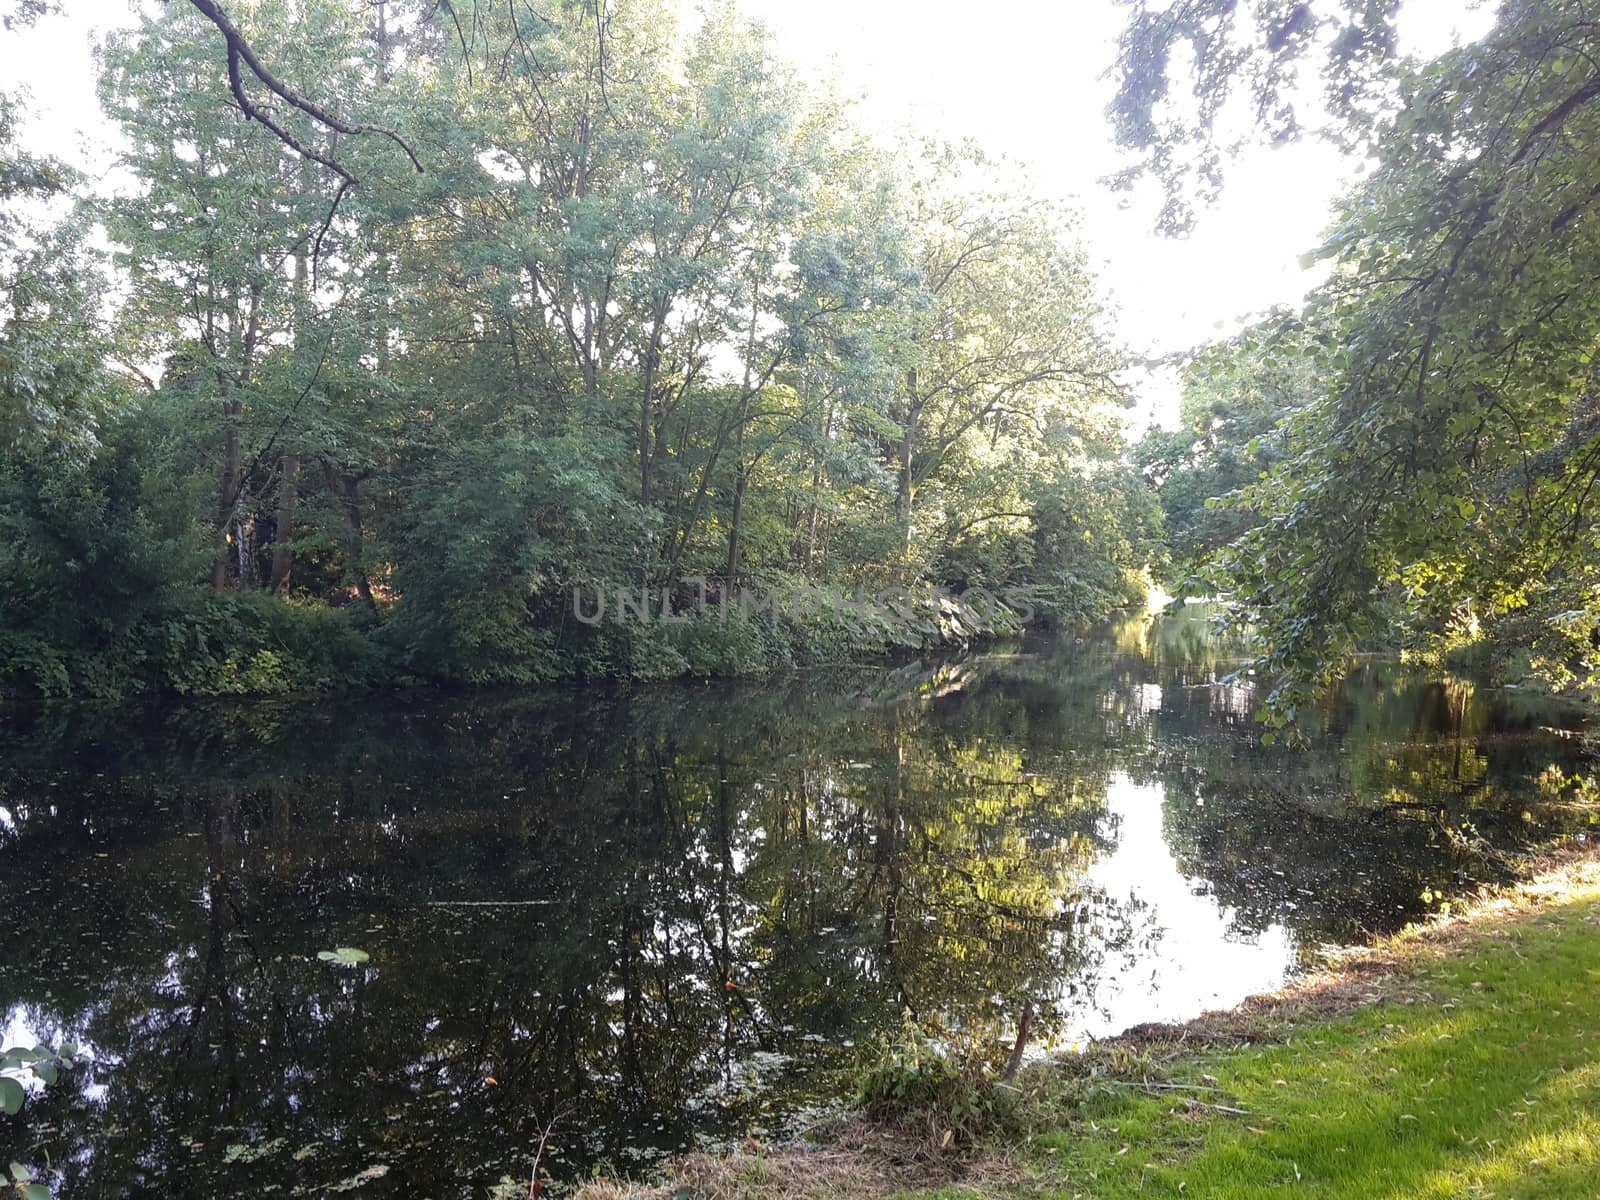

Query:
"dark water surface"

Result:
[[1, 609, 1593, 1196]]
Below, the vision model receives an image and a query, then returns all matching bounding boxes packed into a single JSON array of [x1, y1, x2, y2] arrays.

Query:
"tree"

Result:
[[0, 85, 221, 699], [5, 0, 1155, 698], [1109, 0, 1407, 233], [1115, 0, 1600, 715], [1135, 317, 1315, 589], [0, 88, 105, 453], [885, 147, 1125, 574]]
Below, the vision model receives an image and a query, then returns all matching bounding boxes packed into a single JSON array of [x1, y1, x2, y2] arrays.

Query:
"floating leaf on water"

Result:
[[316, 947, 371, 966], [327, 1164, 390, 1192]]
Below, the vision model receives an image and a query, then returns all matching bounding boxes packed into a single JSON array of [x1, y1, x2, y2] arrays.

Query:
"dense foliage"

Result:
[[0, 0, 1154, 700], [1135, 316, 1314, 590], [16, 0, 1597, 720], [1120, 0, 1600, 718]]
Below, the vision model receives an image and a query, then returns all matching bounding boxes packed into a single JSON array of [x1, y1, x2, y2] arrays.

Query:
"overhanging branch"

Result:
[[182, 0, 424, 278], [186, 0, 423, 171]]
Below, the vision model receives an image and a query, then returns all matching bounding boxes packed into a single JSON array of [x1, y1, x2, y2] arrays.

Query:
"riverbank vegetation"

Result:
[[575, 847, 1600, 1200], [10, 3, 1600, 1192], [9, 0, 1600, 717], [1125, 0, 1600, 720], [0, 0, 1153, 701]]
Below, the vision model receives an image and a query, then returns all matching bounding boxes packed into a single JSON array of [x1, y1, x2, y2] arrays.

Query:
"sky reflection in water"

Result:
[[0, 608, 1591, 1195]]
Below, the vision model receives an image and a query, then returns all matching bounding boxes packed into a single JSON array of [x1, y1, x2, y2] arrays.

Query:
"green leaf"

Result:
[[30, 1063, 57, 1087], [9, 1163, 32, 1183], [317, 947, 370, 966], [21, 1183, 50, 1200], [0, 1078, 23, 1116]]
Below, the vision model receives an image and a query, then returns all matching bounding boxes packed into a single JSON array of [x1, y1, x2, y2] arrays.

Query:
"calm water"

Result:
[[0, 609, 1592, 1195]]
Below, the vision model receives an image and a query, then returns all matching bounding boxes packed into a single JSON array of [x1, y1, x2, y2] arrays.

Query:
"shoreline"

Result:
[[575, 840, 1600, 1200]]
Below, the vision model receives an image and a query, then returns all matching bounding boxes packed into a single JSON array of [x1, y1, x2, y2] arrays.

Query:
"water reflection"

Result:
[[0, 608, 1591, 1196], [1071, 773, 1295, 1041]]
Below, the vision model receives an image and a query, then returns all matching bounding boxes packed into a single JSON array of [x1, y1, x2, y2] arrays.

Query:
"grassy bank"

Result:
[[582, 848, 1600, 1200]]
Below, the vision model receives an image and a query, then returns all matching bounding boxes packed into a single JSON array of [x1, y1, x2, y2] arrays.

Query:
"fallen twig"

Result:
[[1103, 1080, 1252, 1115]]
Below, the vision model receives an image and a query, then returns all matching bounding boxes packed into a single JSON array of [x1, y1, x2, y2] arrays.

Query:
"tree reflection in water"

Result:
[[0, 609, 1591, 1196]]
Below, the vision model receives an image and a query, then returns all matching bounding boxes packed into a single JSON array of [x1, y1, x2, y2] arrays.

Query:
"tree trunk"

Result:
[[725, 381, 751, 587], [897, 370, 919, 562], [234, 513, 257, 589], [639, 305, 667, 507], [882, 729, 905, 998], [212, 157, 269, 590], [802, 393, 833, 569], [373, 0, 389, 71], [329, 466, 376, 611], [725, 289, 760, 585], [211, 398, 241, 591], [270, 173, 310, 597], [375, 259, 391, 375], [662, 410, 734, 583], [1000, 998, 1034, 1083], [726, 461, 748, 585], [268, 453, 301, 593]]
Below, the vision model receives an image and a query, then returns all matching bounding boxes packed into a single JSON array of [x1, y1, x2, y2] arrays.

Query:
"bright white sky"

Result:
[[0, 0, 1495, 427]]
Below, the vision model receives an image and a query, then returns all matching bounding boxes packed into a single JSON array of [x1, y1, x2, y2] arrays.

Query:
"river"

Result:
[[0, 607, 1591, 1195]]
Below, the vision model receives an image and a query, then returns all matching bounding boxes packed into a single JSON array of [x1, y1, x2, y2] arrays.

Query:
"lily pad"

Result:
[[316, 947, 371, 966]]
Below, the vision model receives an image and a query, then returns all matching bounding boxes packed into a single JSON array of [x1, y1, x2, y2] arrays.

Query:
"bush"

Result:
[[853, 1012, 1011, 1145], [1019, 563, 1147, 631], [159, 592, 391, 696]]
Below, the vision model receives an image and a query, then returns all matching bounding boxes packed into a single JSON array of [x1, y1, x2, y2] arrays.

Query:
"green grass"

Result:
[[1000, 895, 1600, 1199]]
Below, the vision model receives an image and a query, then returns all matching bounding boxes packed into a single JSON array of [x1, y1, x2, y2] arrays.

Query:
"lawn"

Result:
[[1012, 888, 1600, 1198]]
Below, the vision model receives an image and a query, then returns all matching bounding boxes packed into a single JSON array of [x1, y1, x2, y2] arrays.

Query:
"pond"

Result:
[[0, 607, 1592, 1196]]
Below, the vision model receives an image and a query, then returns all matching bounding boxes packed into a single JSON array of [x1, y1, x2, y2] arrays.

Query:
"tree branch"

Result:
[[187, 0, 423, 172]]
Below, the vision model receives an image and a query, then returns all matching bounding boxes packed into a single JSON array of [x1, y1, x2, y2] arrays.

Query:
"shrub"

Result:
[[853, 1012, 1011, 1145], [160, 592, 391, 696]]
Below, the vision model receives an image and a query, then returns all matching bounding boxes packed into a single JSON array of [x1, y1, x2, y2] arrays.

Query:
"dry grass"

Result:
[[575, 1118, 1021, 1200], [578, 1147, 932, 1200]]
